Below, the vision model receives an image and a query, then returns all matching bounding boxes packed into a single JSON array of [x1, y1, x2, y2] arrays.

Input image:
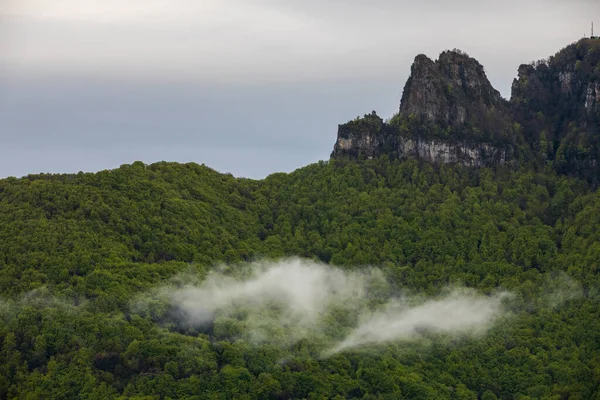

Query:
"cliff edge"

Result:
[[332, 50, 516, 167], [331, 39, 600, 184]]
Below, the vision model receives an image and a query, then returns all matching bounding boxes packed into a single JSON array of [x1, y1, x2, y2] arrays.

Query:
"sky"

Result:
[[1, 0, 599, 179]]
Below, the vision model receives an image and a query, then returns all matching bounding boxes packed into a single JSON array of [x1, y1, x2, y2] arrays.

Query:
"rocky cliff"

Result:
[[398, 50, 508, 128], [331, 111, 510, 167], [331, 39, 600, 184], [511, 38, 600, 182], [331, 49, 516, 167]]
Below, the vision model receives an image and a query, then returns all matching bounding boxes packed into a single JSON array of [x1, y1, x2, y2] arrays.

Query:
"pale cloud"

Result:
[[157, 259, 509, 352], [3, 0, 271, 25], [2, 0, 345, 84], [4, 0, 597, 85]]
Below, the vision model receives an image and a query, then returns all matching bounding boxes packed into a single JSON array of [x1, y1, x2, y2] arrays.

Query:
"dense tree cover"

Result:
[[0, 158, 599, 399]]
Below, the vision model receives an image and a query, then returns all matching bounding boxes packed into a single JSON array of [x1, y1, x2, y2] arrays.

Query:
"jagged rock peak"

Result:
[[399, 50, 506, 126], [330, 39, 600, 184], [330, 49, 516, 167]]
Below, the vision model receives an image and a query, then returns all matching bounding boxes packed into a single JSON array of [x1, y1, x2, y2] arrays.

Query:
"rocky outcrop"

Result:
[[511, 39, 600, 118], [331, 39, 600, 184], [331, 112, 509, 167], [331, 50, 515, 167], [395, 137, 508, 167], [399, 50, 509, 130], [510, 38, 600, 183], [331, 112, 386, 159], [584, 81, 600, 113]]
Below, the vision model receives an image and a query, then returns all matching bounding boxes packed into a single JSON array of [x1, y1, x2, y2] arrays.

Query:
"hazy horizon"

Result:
[[2, 0, 599, 179]]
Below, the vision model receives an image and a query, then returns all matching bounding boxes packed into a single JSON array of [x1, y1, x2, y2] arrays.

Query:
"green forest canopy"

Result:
[[0, 157, 599, 399]]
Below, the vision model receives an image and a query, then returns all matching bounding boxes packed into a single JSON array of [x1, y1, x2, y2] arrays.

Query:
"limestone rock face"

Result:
[[584, 81, 600, 114], [330, 112, 509, 167], [398, 54, 451, 124], [396, 137, 507, 167], [510, 38, 600, 183], [330, 39, 600, 184], [399, 50, 507, 128], [510, 39, 600, 118], [331, 112, 385, 160], [331, 50, 513, 167]]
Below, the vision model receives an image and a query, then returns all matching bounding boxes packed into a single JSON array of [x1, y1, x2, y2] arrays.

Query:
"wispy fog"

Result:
[[329, 289, 508, 355], [165, 259, 509, 355]]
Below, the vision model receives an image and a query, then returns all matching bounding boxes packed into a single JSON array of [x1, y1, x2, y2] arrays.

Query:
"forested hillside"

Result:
[[1, 158, 599, 399]]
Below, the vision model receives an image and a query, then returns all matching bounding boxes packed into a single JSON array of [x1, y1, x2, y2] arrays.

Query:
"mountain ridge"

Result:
[[332, 38, 600, 185]]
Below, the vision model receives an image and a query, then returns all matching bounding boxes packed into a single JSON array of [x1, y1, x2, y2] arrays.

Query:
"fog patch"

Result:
[[541, 272, 584, 309], [171, 259, 373, 346], [327, 289, 509, 355], [0, 287, 82, 312], [165, 258, 509, 354]]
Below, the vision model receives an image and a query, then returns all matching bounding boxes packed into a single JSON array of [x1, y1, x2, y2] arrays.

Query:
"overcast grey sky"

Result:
[[1, 0, 599, 178]]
